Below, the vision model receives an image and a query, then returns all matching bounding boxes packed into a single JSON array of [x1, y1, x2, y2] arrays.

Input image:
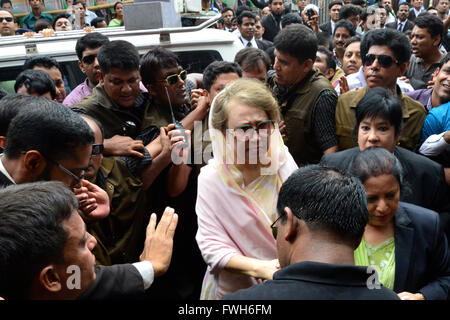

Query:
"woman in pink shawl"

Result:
[[195, 79, 298, 300]]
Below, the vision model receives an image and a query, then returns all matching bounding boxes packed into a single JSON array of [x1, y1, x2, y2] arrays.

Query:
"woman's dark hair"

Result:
[[354, 87, 403, 137], [349, 147, 408, 195]]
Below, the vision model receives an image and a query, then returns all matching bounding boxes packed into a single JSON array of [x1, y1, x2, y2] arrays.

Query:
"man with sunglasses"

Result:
[[63, 33, 110, 107], [335, 28, 426, 152], [223, 165, 399, 300], [0, 9, 16, 36], [139, 46, 210, 300]]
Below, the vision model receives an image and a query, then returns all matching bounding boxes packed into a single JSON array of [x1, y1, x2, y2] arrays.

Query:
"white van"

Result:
[[0, 15, 244, 93]]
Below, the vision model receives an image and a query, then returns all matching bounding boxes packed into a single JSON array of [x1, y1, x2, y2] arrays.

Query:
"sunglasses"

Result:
[[46, 157, 84, 183], [91, 143, 104, 156], [363, 54, 399, 68], [81, 54, 97, 65], [232, 120, 275, 139], [270, 214, 283, 239], [0, 17, 13, 22], [158, 70, 187, 86]]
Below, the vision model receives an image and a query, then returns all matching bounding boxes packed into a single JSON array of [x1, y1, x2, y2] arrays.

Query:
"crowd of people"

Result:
[[0, 0, 449, 301], [0, 0, 123, 36]]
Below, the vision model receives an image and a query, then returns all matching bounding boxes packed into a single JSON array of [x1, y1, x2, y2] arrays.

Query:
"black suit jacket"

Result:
[[256, 38, 273, 51], [320, 147, 450, 215], [408, 8, 420, 22], [223, 261, 399, 300], [319, 21, 332, 35], [0, 171, 13, 189], [393, 202, 450, 299], [78, 264, 145, 299], [385, 20, 415, 33], [261, 13, 282, 42]]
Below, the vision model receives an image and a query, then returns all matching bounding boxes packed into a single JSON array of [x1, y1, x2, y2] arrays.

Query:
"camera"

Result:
[[306, 9, 315, 20]]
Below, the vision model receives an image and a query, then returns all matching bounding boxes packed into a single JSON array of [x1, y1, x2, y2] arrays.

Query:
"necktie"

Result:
[[397, 22, 402, 32], [246, 42, 252, 47]]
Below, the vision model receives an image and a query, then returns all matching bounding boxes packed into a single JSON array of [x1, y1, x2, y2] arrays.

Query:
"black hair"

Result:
[[344, 34, 361, 49], [73, 0, 85, 8], [354, 87, 403, 137], [338, 4, 362, 20], [234, 47, 271, 73], [202, 61, 242, 92], [52, 12, 71, 29], [0, 94, 39, 136], [276, 165, 369, 248], [237, 10, 257, 25], [97, 40, 140, 75], [23, 55, 63, 75], [317, 31, 334, 50], [235, 5, 250, 18], [349, 148, 406, 194], [4, 98, 94, 160], [90, 17, 106, 28], [75, 32, 110, 61], [427, 6, 438, 11], [14, 69, 56, 99], [360, 28, 411, 65], [414, 12, 444, 40], [0, 0, 12, 6], [140, 46, 181, 86], [350, 0, 364, 6], [317, 45, 336, 71], [221, 7, 234, 15], [360, 8, 374, 23], [329, 0, 344, 10], [281, 12, 303, 28], [333, 19, 356, 36], [274, 24, 318, 64], [33, 19, 52, 32], [438, 52, 450, 69], [0, 181, 77, 299]]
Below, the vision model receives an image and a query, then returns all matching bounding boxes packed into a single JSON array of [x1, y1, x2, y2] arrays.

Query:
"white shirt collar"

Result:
[[240, 36, 257, 48], [0, 155, 15, 184]]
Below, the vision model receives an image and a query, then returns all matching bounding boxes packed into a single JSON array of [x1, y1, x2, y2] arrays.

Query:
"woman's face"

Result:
[[357, 116, 398, 153], [115, 3, 123, 17], [364, 174, 400, 228], [226, 99, 273, 165]]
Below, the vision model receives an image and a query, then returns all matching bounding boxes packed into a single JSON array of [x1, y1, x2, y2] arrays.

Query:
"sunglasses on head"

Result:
[[0, 17, 13, 22], [158, 70, 187, 86], [363, 54, 399, 68], [91, 144, 104, 156], [81, 54, 97, 65]]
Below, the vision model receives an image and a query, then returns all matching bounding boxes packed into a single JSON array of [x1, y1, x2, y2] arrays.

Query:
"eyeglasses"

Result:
[[91, 143, 104, 156], [46, 157, 84, 183], [232, 120, 275, 139], [158, 70, 187, 86], [270, 214, 283, 239], [363, 54, 399, 68], [81, 54, 97, 65], [0, 17, 13, 22]]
